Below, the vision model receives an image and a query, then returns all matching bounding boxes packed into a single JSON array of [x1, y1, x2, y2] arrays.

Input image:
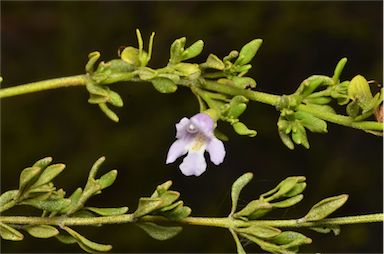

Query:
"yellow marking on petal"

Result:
[[191, 134, 207, 151]]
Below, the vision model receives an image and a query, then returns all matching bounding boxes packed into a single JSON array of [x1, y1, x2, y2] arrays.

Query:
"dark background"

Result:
[[1, 1, 383, 253]]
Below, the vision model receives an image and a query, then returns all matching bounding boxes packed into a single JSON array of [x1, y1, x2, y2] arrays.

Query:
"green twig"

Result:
[[0, 213, 382, 229], [0, 75, 87, 98]]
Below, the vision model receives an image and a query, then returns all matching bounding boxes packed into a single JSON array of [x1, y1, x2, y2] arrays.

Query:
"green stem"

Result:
[[0, 75, 382, 133], [0, 75, 87, 98], [203, 80, 281, 106], [0, 213, 382, 229], [298, 104, 383, 131]]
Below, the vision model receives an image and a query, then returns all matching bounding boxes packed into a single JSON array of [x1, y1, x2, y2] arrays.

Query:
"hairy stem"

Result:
[[0, 213, 382, 229], [0, 75, 382, 133], [0, 75, 87, 98]]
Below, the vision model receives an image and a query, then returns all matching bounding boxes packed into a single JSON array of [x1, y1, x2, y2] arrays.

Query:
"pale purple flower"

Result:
[[166, 113, 226, 176]]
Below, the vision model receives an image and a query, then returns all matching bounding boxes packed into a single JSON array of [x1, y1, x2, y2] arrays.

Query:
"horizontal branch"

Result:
[[1, 213, 382, 229], [0, 75, 87, 98]]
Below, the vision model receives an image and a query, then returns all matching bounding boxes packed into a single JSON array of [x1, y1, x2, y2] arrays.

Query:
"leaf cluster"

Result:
[[228, 173, 348, 254]]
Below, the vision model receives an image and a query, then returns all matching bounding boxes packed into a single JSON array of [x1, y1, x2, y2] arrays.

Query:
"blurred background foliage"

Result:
[[1, 1, 382, 253]]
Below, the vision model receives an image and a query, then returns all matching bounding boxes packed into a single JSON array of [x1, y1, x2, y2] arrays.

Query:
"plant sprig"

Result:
[[1, 157, 382, 253], [0, 29, 382, 150]]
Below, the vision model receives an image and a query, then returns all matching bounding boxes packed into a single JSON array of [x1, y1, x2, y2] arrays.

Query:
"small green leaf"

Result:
[[295, 111, 327, 133], [272, 194, 304, 208], [137, 222, 182, 241], [22, 198, 71, 212], [283, 182, 306, 197], [205, 54, 225, 70], [89, 156, 105, 180], [134, 197, 163, 218], [99, 103, 119, 122], [270, 231, 312, 247], [25, 225, 59, 238], [163, 205, 191, 220], [291, 124, 309, 149], [346, 100, 360, 117], [181, 40, 204, 61], [0, 223, 24, 241], [261, 176, 305, 201], [86, 51, 101, 74], [137, 67, 157, 80], [18, 166, 41, 193], [170, 37, 186, 64], [157, 191, 180, 208], [120, 46, 140, 66], [159, 200, 183, 212], [152, 180, 173, 198], [278, 130, 294, 150], [61, 187, 82, 214], [31, 164, 65, 188], [231, 76, 257, 89], [301, 77, 324, 97], [97, 170, 117, 189], [232, 121, 257, 137], [229, 228, 246, 254], [86, 206, 128, 216], [33, 157, 53, 170], [107, 89, 123, 107], [348, 75, 373, 110], [55, 234, 77, 244], [302, 194, 348, 221], [151, 77, 177, 93], [234, 199, 272, 219], [230, 172, 253, 215], [63, 226, 112, 252], [237, 225, 281, 239], [333, 57, 347, 82], [227, 96, 248, 119], [88, 94, 108, 104], [235, 39, 263, 66], [173, 63, 201, 79], [0, 190, 18, 207]]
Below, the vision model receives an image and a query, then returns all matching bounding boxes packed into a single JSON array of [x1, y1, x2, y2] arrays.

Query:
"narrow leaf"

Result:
[[237, 225, 281, 239], [97, 170, 117, 189], [0, 190, 18, 207], [134, 197, 163, 218], [21, 198, 71, 212], [152, 77, 177, 93], [25, 225, 59, 238], [137, 222, 182, 241], [181, 40, 204, 61], [33, 157, 53, 170], [163, 206, 191, 220], [19, 166, 41, 193], [152, 180, 173, 198], [99, 103, 119, 122], [303, 194, 348, 221], [229, 228, 246, 254], [230, 172, 253, 215], [86, 206, 128, 216], [63, 226, 112, 252], [55, 234, 77, 244], [333, 57, 347, 82], [272, 194, 304, 208], [235, 39, 263, 66], [0, 223, 24, 241], [31, 164, 65, 188]]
